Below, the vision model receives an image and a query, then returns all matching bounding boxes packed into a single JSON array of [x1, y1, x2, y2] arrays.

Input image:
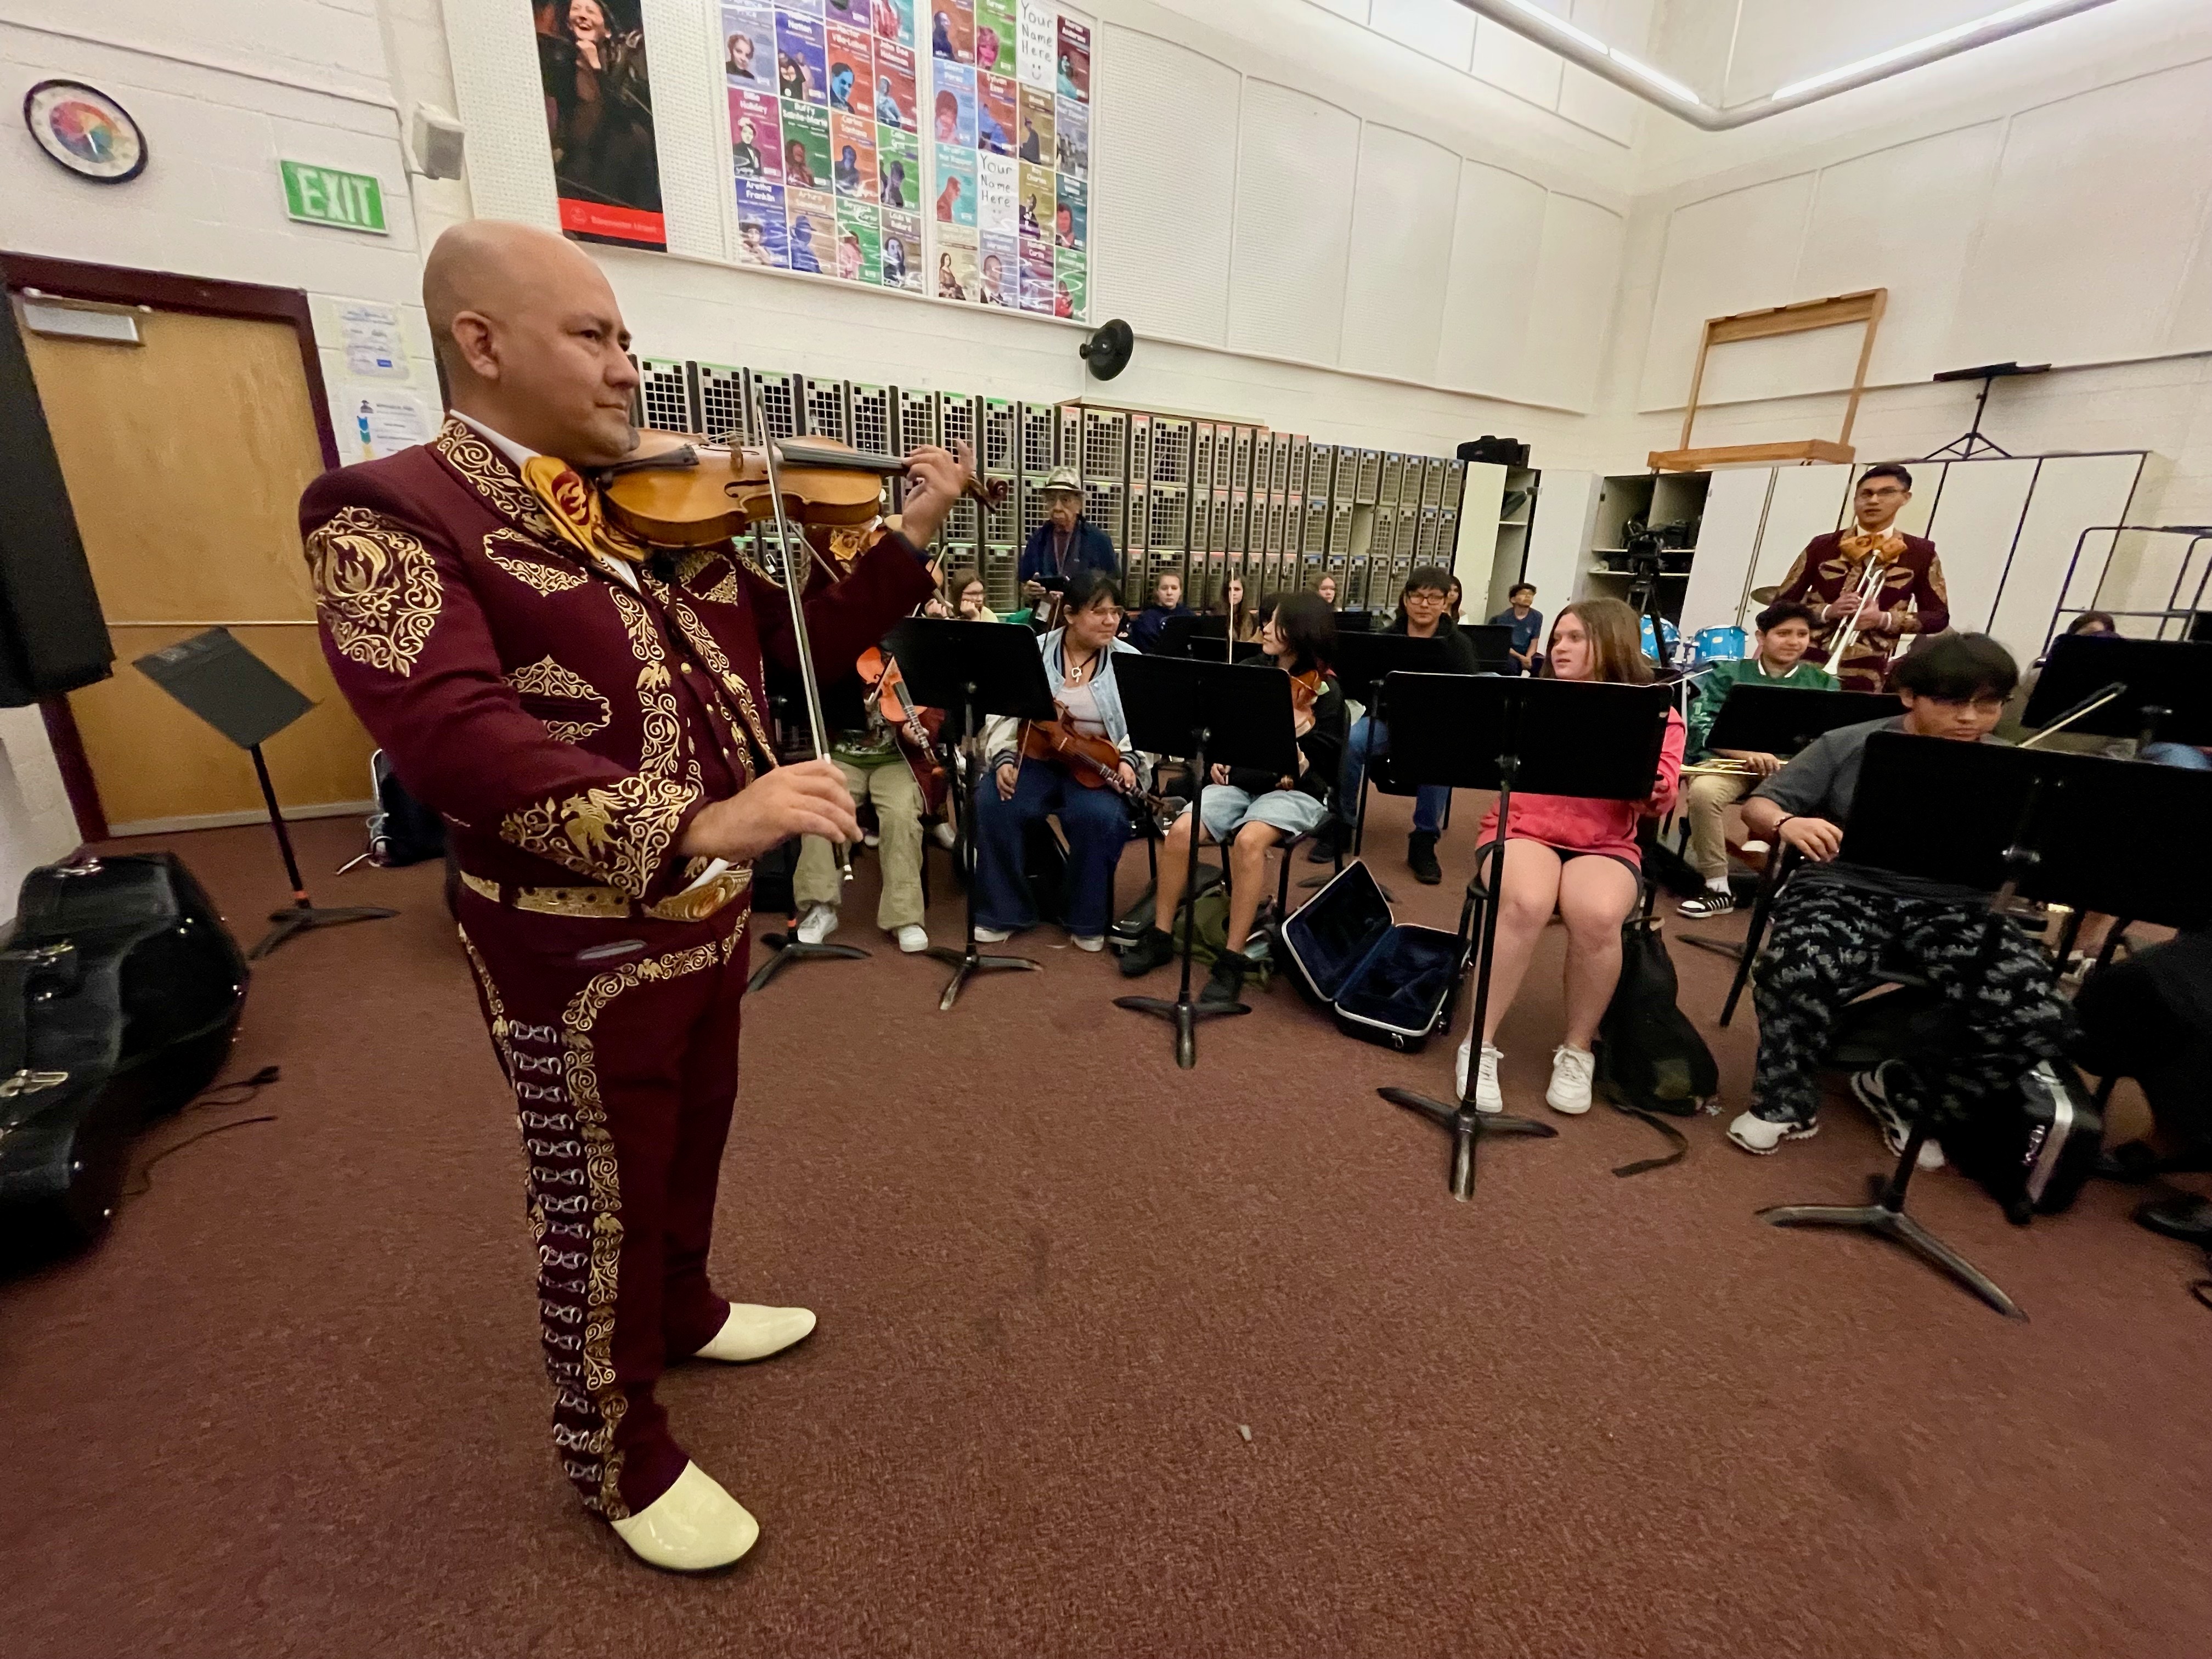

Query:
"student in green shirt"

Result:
[[1678, 601, 1836, 918]]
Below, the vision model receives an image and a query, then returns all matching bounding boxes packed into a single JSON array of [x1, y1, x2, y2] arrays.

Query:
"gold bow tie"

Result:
[[521, 455, 651, 565]]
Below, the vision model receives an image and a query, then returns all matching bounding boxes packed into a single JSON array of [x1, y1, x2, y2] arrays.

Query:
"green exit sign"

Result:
[[280, 160, 388, 234]]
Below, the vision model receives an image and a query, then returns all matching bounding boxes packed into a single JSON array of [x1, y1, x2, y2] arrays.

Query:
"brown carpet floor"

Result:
[[4, 800, 2209, 1658]]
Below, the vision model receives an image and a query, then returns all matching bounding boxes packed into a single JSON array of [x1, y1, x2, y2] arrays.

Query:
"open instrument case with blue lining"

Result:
[[1278, 860, 1471, 1053]]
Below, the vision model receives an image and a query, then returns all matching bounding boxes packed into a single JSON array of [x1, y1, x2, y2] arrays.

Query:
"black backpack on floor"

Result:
[[1595, 888, 1719, 1175]]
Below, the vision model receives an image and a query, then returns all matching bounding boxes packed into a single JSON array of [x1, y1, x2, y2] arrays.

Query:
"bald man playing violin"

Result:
[[298, 220, 964, 1571]]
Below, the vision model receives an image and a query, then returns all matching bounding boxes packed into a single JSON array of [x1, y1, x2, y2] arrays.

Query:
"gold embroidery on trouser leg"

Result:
[[553, 929, 744, 1519]]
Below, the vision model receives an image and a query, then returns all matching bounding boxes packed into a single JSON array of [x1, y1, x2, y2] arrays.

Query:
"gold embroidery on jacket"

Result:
[[506, 656, 613, 743], [672, 546, 744, 607], [304, 506, 443, 677], [647, 578, 775, 777], [485, 528, 587, 596], [433, 417, 559, 539]]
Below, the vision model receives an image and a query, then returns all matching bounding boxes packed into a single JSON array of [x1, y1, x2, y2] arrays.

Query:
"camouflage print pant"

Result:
[[1750, 879, 2072, 1127]]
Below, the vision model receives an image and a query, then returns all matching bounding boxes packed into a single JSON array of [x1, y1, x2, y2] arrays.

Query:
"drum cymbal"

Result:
[[1750, 584, 1779, 603]]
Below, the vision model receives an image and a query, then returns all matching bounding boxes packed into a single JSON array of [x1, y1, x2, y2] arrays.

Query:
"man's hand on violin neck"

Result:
[[896, 439, 977, 549], [680, 758, 860, 862]]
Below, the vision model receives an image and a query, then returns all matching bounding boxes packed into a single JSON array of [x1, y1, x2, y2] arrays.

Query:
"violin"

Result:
[[856, 644, 949, 810], [1289, 667, 1325, 739], [596, 431, 1007, 550], [1019, 716, 1135, 795]]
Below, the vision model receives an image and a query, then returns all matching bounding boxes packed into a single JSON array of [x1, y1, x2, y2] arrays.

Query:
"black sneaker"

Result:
[[1678, 888, 1735, 918], [1200, 952, 1249, 1008], [1305, 817, 1347, 862], [1407, 831, 1442, 885], [1118, 926, 1177, 978]]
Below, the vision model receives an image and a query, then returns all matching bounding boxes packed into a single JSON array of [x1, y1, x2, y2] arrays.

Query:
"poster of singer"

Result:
[[534, 0, 668, 249]]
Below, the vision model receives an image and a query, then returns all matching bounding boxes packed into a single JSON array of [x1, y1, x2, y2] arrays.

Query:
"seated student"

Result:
[[1209, 575, 1257, 645], [1677, 601, 1836, 918], [792, 661, 940, 957], [1126, 570, 1191, 652], [1454, 599, 1685, 1115], [938, 565, 997, 622], [972, 571, 1141, 950], [1488, 582, 1543, 676], [1725, 633, 2073, 1164], [1311, 565, 1481, 884], [1120, 592, 1347, 1006]]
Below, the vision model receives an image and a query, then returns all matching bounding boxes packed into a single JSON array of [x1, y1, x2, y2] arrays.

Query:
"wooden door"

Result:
[[21, 309, 374, 835]]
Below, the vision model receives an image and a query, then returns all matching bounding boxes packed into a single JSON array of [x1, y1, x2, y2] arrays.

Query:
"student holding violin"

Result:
[[972, 569, 1143, 951], [1120, 591, 1346, 1007], [297, 222, 966, 1574]]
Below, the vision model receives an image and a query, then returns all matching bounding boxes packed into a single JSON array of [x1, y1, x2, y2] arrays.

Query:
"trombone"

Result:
[[1824, 541, 1895, 671]]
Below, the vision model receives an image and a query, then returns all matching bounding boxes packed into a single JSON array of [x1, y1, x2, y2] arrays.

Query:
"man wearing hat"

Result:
[[1019, 465, 1119, 601]]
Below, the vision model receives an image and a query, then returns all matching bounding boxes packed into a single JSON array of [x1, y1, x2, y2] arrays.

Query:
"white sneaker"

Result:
[[1545, 1043, 1596, 1115], [1453, 1035, 1506, 1114], [1070, 933, 1105, 952], [894, 924, 930, 953], [1726, 1110, 1819, 1155], [974, 924, 1014, 943], [794, 902, 838, 945], [932, 821, 959, 849], [1852, 1064, 1945, 1171]]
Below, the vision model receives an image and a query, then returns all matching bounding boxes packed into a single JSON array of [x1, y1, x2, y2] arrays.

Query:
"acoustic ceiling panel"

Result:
[[1367, 0, 1475, 72], [1340, 125, 1461, 383], [1435, 160, 1548, 397], [1227, 81, 1362, 364], [642, 0, 730, 259], [1794, 122, 2005, 390], [1522, 193, 1626, 412], [1954, 59, 2212, 369], [1091, 27, 1240, 346], [1636, 172, 1815, 413], [440, 0, 561, 227]]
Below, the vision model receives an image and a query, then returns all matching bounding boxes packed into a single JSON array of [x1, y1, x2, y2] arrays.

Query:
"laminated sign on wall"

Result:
[[926, 0, 1088, 317], [724, 0, 927, 291], [531, 0, 667, 248]]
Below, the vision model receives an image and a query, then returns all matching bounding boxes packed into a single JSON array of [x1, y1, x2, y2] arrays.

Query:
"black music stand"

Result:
[[1760, 733, 2212, 1318], [1681, 687, 1903, 975], [1458, 623, 1514, 672], [2022, 634, 2212, 751], [747, 679, 877, 991], [134, 629, 396, 960], [886, 618, 1057, 1010], [1376, 673, 1673, 1200], [1326, 630, 1452, 869], [1111, 654, 1297, 1068]]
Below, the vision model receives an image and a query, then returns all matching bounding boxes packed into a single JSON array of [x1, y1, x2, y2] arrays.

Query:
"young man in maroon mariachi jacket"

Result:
[[1773, 462, 1949, 691], [297, 221, 957, 1571]]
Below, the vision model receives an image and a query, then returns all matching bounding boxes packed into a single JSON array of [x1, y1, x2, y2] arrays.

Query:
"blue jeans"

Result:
[[973, 759, 1131, 935], [1340, 714, 1448, 834], [2142, 741, 2212, 771]]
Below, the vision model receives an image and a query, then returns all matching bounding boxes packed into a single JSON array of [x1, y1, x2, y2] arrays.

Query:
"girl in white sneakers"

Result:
[[1454, 598, 1685, 1115]]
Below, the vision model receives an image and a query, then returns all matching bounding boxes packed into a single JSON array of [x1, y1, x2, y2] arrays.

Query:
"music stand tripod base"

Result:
[[250, 900, 399, 960], [928, 939, 1040, 1011], [1759, 1121, 2025, 1321], [747, 934, 872, 992], [1378, 1086, 1555, 1201], [1113, 989, 1247, 1069]]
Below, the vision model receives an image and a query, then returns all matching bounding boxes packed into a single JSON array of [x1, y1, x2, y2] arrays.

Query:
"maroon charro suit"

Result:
[[1774, 528, 1949, 692], [298, 417, 932, 1519]]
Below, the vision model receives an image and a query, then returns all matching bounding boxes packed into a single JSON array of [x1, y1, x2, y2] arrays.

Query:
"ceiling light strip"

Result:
[[1453, 0, 2120, 129]]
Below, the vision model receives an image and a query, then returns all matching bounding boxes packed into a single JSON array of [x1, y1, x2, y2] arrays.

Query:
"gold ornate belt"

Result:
[[459, 867, 751, 924]]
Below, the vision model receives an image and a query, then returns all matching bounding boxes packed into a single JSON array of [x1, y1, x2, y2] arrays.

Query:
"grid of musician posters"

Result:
[[725, 0, 1087, 313], [725, 0, 923, 291], [932, 0, 1088, 316]]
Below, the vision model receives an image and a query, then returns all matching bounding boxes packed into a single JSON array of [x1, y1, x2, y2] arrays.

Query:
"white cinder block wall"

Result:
[[4, 0, 2212, 912]]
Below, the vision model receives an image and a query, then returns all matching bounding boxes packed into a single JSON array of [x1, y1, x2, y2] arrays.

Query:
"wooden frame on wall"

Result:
[[0, 252, 343, 842], [1649, 287, 1887, 473]]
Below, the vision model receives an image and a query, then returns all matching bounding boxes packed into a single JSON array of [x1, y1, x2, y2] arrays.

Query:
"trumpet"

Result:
[[1680, 758, 1762, 777]]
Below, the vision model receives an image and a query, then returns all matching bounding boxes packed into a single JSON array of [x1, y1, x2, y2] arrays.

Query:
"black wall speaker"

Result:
[[0, 298, 114, 706], [1080, 318, 1133, 381]]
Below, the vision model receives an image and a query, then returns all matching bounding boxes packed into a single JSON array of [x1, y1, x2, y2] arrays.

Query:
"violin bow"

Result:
[[749, 384, 855, 884]]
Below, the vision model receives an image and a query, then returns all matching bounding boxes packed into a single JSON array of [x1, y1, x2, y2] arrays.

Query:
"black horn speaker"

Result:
[[1080, 318, 1133, 381]]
